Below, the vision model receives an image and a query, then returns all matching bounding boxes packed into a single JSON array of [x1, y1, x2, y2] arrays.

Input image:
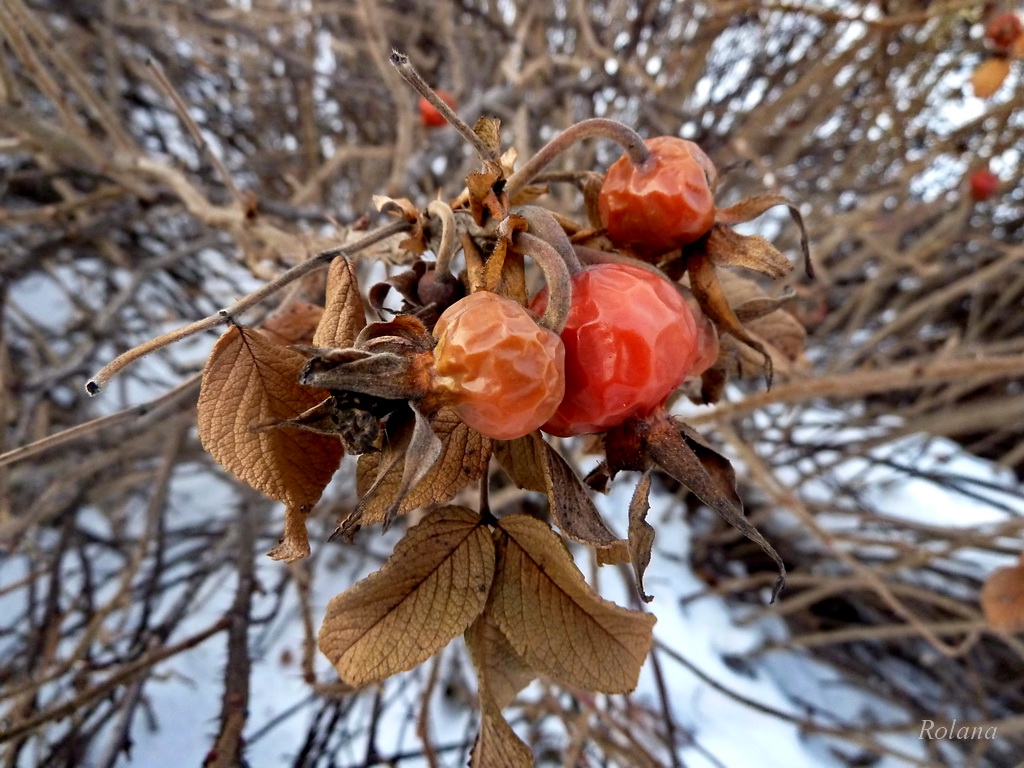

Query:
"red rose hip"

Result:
[[530, 263, 699, 436], [599, 136, 717, 256]]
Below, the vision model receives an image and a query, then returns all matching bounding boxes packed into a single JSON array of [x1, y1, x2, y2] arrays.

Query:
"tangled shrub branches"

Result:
[[2, 1, 1023, 766]]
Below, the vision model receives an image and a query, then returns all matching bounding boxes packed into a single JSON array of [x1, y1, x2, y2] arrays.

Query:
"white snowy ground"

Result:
[[122, 429, 1023, 768]]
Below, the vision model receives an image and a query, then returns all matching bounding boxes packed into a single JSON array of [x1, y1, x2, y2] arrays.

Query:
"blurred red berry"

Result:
[[418, 90, 457, 128], [969, 168, 1000, 201], [985, 12, 1023, 51]]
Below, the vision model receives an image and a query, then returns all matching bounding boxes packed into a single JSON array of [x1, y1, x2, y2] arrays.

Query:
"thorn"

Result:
[[769, 572, 786, 604], [762, 353, 774, 391], [381, 503, 400, 532]]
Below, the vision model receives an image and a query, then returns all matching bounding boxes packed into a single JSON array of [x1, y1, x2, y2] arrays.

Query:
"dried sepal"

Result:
[[299, 346, 433, 402], [687, 249, 773, 388], [638, 413, 785, 602], [696, 363, 728, 405], [484, 213, 530, 294], [373, 195, 428, 254], [343, 408, 492, 533], [704, 225, 793, 280], [494, 433, 618, 548], [628, 471, 656, 603], [456, 233, 486, 293], [714, 193, 812, 278], [355, 315, 434, 353], [466, 164, 508, 226]]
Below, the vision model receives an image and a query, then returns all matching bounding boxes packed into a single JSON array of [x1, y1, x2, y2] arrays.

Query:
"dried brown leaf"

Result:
[[318, 506, 494, 685], [629, 472, 656, 603], [198, 326, 343, 509], [261, 301, 325, 346], [267, 506, 311, 562], [728, 312, 807, 379], [471, 699, 533, 768], [465, 614, 535, 709], [493, 435, 546, 494], [971, 57, 1010, 99], [715, 273, 807, 379], [489, 515, 655, 693], [981, 564, 1024, 632], [749, 311, 806, 363], [495, 433, 617, 547], [313, 257, 366, 348], [474, 116, 503, 156]]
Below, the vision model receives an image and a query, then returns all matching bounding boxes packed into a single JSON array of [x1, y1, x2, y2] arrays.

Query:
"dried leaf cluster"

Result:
[[169, 49, 812, 758]]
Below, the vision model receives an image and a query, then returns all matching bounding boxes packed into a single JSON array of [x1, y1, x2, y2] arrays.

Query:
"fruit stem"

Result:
[[515, 206, 583, 275], [390, 51, 498, 166], [426, 199, 459, 278], [514, 231, 572, 334], [505, 118, 650, 201]]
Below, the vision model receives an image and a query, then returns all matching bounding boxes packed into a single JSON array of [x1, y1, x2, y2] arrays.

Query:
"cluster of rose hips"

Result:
[[425, 136, 721, 442], [285, 54, 798, 594], [964, 10, 1020, 202]]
